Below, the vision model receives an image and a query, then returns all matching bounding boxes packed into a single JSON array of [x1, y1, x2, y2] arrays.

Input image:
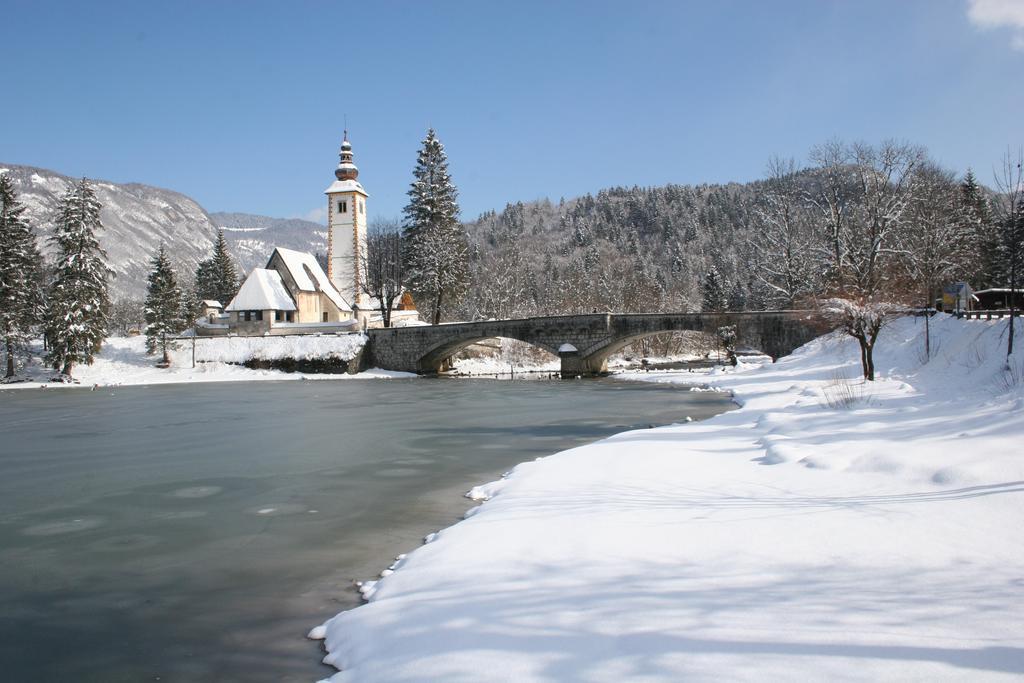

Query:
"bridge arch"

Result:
[[417, 333, 560, 374]]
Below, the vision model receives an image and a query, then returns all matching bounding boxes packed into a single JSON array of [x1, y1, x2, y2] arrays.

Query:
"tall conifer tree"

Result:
[[701, 266, 727, 312], [44, 178, 112, 379], [0, 174, 44, 378], [402, 129, 469, 325], [195, 229, 238, 306], [144, 244, 186, 366], [960, 169, 996, 287]]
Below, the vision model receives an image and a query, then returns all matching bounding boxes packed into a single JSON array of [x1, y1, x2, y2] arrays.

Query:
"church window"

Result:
[[255, 310, 264, 321], [322, 312, 329, 322], [275, 311, 282, 322], [287, 311, 294, 322], [338, 200, 348, 214], [360, 201, 364, 215]]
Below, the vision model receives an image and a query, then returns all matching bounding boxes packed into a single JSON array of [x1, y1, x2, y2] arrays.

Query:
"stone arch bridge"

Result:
[[364, 311, 825, 377]]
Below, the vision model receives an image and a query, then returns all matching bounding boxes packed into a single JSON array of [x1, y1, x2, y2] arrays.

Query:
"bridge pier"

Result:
[[559, 349, 607, 378]]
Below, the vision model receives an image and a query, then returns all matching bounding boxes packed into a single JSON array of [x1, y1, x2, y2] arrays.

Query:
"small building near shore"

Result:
[[975, 288, 1024, 311], [939, 282, 978, 313]]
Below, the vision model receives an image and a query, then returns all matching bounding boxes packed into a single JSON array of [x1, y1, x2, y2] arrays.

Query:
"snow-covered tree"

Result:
[[701, 266, 727, 312], [109, 298, 146, 336], [0, 174, 44, 378], [752, 158, 820, 307], [990, 148, 1024, 357], [44, 178, 112, 379], [717, 324, 738, 366], [403, 129, 469, 325], [901, 164, 973, 358], [144, 244, 186, 366], [845, 141, 925, 297], [195, 229, 238, 307], [960, 169, 995, 287], [362, 219, 406, 328], [823, 298, 904, 381], [807, 140, 858, 290]]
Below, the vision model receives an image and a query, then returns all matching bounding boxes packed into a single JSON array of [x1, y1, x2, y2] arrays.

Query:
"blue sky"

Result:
[[2, 1, 1021, 224]]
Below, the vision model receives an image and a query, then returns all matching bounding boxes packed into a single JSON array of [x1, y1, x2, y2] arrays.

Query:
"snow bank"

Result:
[[312, 315, 1024, 682], [190, 333, 365, 364], [2, 334, 413, 389]]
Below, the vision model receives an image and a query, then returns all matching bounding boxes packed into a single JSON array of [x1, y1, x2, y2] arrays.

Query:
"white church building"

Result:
[[199, 134, 418, 336]]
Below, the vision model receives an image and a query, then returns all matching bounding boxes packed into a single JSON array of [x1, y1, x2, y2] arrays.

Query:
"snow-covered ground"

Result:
[[311, 314, 1024, 682], [1, 334, 413, 389]]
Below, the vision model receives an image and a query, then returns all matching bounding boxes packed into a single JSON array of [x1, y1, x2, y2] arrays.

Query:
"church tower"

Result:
[[325, 132, 368, 307]]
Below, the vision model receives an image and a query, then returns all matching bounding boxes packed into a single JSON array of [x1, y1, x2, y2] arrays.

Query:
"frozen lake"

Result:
[[0, 377, 733, 681]]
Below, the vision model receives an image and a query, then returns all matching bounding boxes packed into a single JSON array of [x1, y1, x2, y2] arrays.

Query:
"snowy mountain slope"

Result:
[[0, 163, 218, 301], [209, 212, 327, 275]]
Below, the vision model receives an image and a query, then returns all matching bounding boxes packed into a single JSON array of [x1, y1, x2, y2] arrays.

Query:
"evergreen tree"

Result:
[[44, 178, 112, 379], [960, 169, 997, 287], [402, 129, 469, 325], [144, 244, 186, 366], [195, 229, 238, 306], [701, 266, 727, 312], [727, 281, 747, 312], [0, 174, 45, 378]]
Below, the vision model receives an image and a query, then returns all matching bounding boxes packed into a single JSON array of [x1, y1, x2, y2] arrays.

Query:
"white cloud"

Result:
[[967, 0, 1024, 49], [300, 206, 327, 224]]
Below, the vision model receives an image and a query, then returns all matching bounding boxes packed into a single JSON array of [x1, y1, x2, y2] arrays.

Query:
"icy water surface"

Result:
[[0, 377, 732, 682]]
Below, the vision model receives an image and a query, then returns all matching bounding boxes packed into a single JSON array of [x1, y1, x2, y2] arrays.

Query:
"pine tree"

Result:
[[195, 229, 238, 306], [701, 266, 727, 312], [960, 169, 996, 287], [44, 178, 112, 379], [402, 129, 469, 325], [0, 174, 45, 378], [144, 245, 186, 366]]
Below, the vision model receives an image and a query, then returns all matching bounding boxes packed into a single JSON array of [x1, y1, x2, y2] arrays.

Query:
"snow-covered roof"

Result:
[[324, 179, 368, 196], [201, 300, 222, 308], [270, 247, 352, 312], [225, 269, 296, 312]]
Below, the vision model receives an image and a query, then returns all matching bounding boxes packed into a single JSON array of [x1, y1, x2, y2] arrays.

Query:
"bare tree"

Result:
[[361, 219, 406, 328], [991, 148, 1024, 357], [753, 157, 820, 307], [846, 140, 926, 297], [109, 299, 146, 336], [807, 140, 857, 291], [900, 164, 972, 359], [823, 298, 904, 381]]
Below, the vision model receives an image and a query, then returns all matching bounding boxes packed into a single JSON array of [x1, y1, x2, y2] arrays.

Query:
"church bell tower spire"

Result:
[[335, 131, 359, 181], [325, 131, 368, 307]]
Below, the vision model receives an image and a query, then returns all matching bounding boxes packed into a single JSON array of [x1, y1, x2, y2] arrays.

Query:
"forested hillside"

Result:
[[455, 142, 1002, 321], [459, 182, 761, 319]]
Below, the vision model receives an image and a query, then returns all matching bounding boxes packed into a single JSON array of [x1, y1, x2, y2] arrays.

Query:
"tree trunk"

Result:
[[5, 340, 14, 378], [1008, 259, 1017, 357], [432, 290, 443, 326], [61, 361, 73, 377], [858, 338, 869, 379], [924, 303, 931, 361]]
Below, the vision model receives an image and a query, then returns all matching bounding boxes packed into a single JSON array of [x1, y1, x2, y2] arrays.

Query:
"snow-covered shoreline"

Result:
[[310, 315, 1024, 682], [1, 335, 415, 389]]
